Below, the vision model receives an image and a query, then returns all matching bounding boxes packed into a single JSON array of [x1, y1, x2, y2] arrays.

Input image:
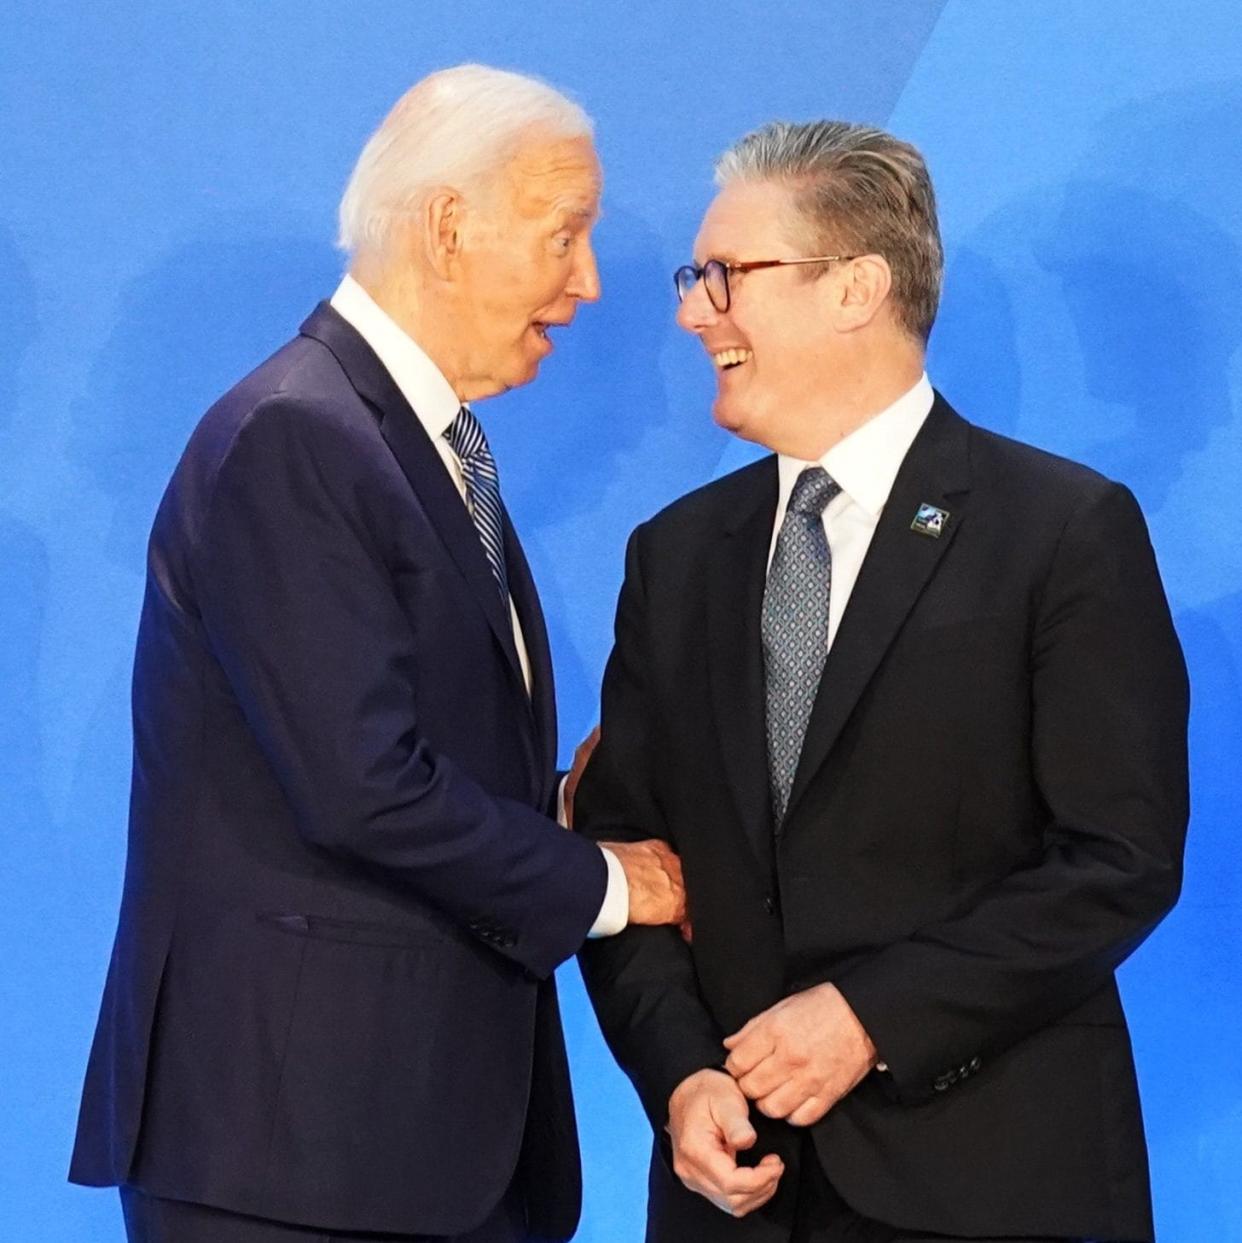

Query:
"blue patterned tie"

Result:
[[445, 406, 509, 604], [762, 466, 842, 825]]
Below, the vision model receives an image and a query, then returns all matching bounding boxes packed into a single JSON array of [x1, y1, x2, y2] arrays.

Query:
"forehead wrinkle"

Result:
[[509, 167, 600, 221]]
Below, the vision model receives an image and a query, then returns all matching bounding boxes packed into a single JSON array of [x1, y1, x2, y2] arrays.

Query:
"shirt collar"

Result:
[[777, 373, 934, 520], [330, 274, 463, 440]]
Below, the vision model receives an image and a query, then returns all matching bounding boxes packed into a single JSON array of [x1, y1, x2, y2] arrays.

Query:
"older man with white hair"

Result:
[[69, 65, 684, 1243]]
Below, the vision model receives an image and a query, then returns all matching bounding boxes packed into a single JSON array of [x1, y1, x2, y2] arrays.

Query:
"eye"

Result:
[[553, 234, 573, 254]]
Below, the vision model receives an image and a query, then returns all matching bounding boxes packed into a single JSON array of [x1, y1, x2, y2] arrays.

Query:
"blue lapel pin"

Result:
[[911, 503, 949, 538]]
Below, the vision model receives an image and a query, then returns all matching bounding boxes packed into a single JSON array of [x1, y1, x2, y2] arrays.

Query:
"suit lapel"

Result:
[[706, 458, 778, 872], [784, 398, 973, 822], [299, 303, 528, 697], [505, 516, 557, 798]]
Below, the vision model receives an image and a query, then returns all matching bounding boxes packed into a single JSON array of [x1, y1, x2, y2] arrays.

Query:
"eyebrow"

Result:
[[559, 205, 600, 223]]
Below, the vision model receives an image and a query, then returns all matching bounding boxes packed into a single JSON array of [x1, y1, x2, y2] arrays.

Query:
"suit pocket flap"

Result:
[[257, 910, 448, 949]]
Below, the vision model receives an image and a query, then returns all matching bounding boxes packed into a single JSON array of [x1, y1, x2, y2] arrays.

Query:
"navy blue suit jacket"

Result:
[[70, 303, 607, 1238]]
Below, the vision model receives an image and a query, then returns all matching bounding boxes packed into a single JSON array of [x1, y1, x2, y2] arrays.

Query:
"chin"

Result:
[[511, 361, 541, 390], [712, 394, 747, 436], [714, 398, 771, 449]]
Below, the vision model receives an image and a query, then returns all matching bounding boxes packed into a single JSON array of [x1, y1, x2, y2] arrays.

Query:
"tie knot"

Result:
[[788, 466, 840, 517], [445, 405, 489, 463]]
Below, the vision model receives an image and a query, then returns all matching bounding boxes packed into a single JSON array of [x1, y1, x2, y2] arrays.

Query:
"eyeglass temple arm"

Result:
[[727, 255, 852, 273]]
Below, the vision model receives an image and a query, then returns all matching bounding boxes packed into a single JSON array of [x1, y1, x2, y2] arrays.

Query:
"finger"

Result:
[[786, 1095, 831, 1127], [699, 1149, 782, 1198], [709, 1091, 757, 1152], [722, 1015, 758, 1050], [573, 724, 600, 762], [717, 1158, 784, 1215], [734, 1057, 789, 1101], [722, 1029, 773, 1075], [754, 1079, 808, 1120], [728, 1170, 784, 1218], [679, 918, 694, 944], [728, 1167, 785, 1217]]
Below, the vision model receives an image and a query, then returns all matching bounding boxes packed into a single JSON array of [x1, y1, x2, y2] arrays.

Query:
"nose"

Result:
[[568, 237, 601, 303], [675, 273, 719, 334]]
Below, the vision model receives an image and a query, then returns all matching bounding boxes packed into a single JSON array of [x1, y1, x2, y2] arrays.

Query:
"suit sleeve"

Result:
[[832, 481, 1189, 1102], [577, 526, 725, 1131], [194, 396, 607, 980]]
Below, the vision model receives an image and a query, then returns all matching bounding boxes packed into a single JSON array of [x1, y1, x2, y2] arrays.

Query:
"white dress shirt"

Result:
[[768, 374, 933, 1070], [768, 374, 935, 649], [330, 276, 628, 937]]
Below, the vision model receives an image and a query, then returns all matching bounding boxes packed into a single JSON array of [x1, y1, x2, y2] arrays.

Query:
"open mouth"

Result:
[[713, 348, 753, 370]]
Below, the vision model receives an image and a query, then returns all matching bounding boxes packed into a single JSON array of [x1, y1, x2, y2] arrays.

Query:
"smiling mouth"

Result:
[[712, 348, 753, 370]]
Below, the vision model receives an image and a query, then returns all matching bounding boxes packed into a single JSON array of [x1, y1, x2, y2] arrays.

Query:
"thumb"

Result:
[[715, 1094, 757, 1150]]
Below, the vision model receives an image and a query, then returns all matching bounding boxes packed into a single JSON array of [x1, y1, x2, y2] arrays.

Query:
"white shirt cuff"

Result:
[[588, 847, 629, 938], [555, 775, 569, 828]]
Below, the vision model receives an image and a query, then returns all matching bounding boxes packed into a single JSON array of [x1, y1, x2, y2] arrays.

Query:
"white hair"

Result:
[[337, 64, 593, 256]]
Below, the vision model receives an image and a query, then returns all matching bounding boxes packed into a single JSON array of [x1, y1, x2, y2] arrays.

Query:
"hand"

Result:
[[723, 984, 877, 1126], [666, 1069, 784, 1217], [604, 838, 686, 927], [562, 725, 600, 830]]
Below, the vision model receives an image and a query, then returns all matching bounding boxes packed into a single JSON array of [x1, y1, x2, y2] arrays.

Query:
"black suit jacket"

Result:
[[578, 396, 1188, 1242], [70, 304, 607, 1238]]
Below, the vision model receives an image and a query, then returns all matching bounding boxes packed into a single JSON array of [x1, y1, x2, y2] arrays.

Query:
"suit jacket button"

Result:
[[933, 1077, 949, 1092], [763, 895, 776, 915], [969, 1055, 982, 1072]]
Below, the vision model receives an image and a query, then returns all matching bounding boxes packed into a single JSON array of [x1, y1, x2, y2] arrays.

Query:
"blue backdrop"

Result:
[[2, 3, 1238, 1238]]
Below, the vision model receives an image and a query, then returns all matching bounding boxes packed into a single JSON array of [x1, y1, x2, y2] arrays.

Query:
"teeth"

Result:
[[712, 348, 753, 369]]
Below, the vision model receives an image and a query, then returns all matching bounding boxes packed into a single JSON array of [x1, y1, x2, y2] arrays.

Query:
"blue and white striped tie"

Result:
[[445, 406, 509, 604]]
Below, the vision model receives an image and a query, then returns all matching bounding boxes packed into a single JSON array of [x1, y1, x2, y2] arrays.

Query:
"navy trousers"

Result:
[[120, 1185, 529, 1243]]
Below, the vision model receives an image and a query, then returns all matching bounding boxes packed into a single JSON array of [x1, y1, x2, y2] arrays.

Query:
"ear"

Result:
[[832, 254, 893, 333], [423, 189, 465, 280]]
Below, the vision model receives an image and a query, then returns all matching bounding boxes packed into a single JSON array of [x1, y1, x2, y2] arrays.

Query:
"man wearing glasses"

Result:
[[578, 121, 1187, 1242]]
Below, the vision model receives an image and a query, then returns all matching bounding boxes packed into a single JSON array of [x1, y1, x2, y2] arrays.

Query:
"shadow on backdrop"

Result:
[[0, 224, 60, 1232], [926, 82, 1242, 1238], [0, 226, 50, 847], [67, 223, 341, 571], [929, 244, 1022, 437], [933, 84, 1241, 511]]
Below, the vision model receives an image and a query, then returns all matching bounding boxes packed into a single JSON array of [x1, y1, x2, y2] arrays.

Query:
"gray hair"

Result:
[[716, 120, 943, 342], [338, 64, 593, 257]]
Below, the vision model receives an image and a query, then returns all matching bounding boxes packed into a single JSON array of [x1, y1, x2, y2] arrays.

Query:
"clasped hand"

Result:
[[723, 982, 877, 1127], [666, 984, 877, 1218]]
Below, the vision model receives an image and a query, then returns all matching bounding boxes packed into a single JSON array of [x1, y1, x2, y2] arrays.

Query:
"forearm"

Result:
[[831, 831, 1180, 1100], [580, 927, 724, 1129]]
